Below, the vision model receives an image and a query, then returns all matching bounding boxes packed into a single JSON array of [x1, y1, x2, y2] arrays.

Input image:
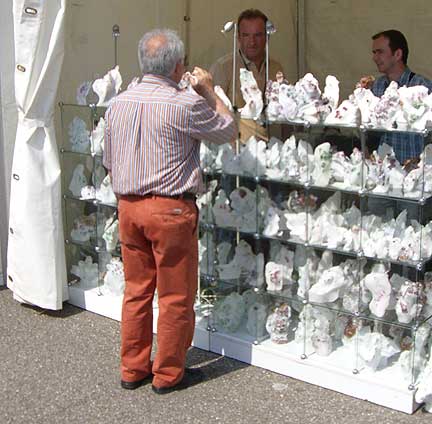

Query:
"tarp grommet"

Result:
[[25, 7, 37, 15]]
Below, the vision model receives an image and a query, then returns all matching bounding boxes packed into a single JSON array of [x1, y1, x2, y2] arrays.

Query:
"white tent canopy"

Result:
[[1, 0, 432, 307]]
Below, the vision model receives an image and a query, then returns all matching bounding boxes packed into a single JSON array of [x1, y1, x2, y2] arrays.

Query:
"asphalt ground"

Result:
[[1, 286, 431, 424]]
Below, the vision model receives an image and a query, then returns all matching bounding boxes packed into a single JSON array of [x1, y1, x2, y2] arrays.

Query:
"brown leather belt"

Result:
[[142, 192, 196, 200]]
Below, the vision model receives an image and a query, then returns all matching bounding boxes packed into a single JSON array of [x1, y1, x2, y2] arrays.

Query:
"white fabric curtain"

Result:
[[0, 0, 16, 286], [0, 71, 6, 286], [7, 0, 68, 309], [0, 73, 7, 286]]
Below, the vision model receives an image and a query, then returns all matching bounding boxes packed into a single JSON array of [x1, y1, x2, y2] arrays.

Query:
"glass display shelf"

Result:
[[203, 167, 432, 203], [60, 148, 102, 159], [63, 194, 117, 209], [262, 115, 432, 136], [65, 238, 121, 256], [202, 224, 428, 269]]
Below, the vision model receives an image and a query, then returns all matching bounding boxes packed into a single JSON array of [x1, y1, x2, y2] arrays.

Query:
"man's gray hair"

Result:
[[138, 29, 184, 77]]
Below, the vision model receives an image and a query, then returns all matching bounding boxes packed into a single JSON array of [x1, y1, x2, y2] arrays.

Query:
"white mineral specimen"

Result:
[[239, 68, 263, 119], [69, 164, 88, 197], [92, 66, 122, 107]]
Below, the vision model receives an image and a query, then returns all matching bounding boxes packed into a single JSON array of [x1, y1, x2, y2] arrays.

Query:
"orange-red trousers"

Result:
[[118, 194, 198, 388]]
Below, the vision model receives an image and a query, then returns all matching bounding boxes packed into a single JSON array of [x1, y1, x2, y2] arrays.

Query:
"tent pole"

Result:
[[297, 0, 305, 79], [183, 0, 191, 67], [112, 24, 120, 68]]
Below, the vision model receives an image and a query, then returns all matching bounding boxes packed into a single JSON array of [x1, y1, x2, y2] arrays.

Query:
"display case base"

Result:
[[67, 286, 209, 349], [67, 287, 419, 413], [203, 330, 421, 414], [68, 285, 123, 321]]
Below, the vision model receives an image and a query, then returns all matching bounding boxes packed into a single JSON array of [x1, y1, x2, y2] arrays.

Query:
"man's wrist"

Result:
[[196, 84, 214, 97]]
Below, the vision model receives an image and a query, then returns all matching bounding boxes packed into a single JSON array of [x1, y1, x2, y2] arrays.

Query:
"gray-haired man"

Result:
[[104, 28, 236, 394]]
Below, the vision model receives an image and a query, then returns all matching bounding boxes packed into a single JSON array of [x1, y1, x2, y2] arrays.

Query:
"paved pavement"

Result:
[[0, 286, 431, 424]]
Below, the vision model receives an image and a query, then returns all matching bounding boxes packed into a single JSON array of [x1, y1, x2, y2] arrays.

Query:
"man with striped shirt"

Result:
[[103, 28, 236, 394]]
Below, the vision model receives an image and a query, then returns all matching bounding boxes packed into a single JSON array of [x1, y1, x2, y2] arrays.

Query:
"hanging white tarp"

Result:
[[7, 0, 67, 309], [0, 0, 17, 287]]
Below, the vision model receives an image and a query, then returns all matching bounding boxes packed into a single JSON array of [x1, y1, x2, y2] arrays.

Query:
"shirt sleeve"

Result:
[[102, 107, 112, 171], [189, 97, 236, 145]]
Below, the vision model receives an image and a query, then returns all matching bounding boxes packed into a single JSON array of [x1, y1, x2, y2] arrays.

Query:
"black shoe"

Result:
[[121, 373, 153, 390], [151, 367, 204, 395]]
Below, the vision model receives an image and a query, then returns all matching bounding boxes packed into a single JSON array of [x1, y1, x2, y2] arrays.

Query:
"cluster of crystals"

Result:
[[208, 277, 432, 397], [199, 237, 264, 288], [76, 66, 122, 107], [264, 71, 432, 131], [212, 290, 271, 338], [70, 212, 105, 243], [210, 285, 432, 374], [100, 257, 125, 296], [70, 254, 124, 297], [201, 233, 432, 328], [211, 185, 270, 233], [69, 69, 131, 206], [201, 135, 432, 198], [70, 67, 121, 201], [239, 69, 264, 119], [197, 179, 432, 263], [331, 82, 432, 130], [205, 70, 432, 408], [265, 72, 339, 124], [70, 256, 99, 289], [102, 216, 119, 252], [69, 164, 117, 206], [69, 210, 118, 253], [69, 117, 91, 153], [299, 252, 430, 324], [68, 116, 106, 157]]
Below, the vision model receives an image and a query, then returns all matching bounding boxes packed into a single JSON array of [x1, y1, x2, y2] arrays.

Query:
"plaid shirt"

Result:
[[371, 67, 432, 163]]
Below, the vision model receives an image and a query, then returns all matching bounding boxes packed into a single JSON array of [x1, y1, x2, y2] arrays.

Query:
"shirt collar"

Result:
[[238, 49, 253, 67], [396, 67, 412, 85], [238, 49, 266, 72], [382, 66, 412, 86], [141, 74, 180, 90]]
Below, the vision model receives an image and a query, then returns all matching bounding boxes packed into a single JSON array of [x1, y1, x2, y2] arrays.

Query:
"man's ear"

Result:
[[173, 61, 184, 79], [170, 61, 184, 82], [394, 48, 403, 62], [175, 61, 183, 73]]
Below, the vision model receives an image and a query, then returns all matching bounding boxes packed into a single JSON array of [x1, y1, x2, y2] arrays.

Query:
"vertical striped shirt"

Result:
[[103, 74, 235, 195]]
